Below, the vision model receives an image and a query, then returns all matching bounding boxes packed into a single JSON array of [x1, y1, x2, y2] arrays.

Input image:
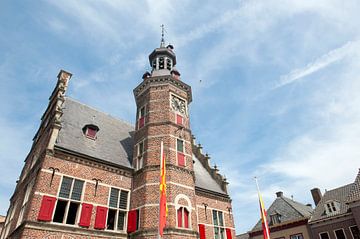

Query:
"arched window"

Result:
[[166, 59, 172, 70], [159, 57, 164, 69], [177, 207, 189, 228]]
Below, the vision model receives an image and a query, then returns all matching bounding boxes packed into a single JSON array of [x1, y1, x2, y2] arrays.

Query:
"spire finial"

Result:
[[160, 24, 165, 47]]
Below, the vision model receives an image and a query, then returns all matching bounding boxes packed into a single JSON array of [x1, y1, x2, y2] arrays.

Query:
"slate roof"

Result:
[[236, 232, 250, 239], [252, 194, 313, 231], [347, 169, 360, 203], [56, 97, 134, 168], [56, 97, 227, 195], [193, 154, 226, 194], [309, 183, 354, 222]]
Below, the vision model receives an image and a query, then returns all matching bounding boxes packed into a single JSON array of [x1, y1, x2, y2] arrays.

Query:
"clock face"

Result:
[[171, 95, 186, 114]]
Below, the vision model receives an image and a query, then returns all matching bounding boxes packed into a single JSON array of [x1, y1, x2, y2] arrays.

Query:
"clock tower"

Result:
[[130, 40, 198, 238]]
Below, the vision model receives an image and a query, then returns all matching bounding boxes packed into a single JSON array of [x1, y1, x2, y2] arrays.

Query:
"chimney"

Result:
[[311, 188, 322, 206], [276, 191, 283, 198]]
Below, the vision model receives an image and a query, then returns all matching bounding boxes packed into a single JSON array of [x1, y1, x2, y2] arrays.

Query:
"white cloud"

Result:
[[275, 41, 360, 88]]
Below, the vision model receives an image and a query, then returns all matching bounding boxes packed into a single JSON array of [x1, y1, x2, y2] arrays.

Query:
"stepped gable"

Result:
[[55, 97, 134, 168], [192, 140, 228, 195]]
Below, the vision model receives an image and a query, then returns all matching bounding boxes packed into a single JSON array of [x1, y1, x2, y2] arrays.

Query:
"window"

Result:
[[177, 139, 185, 166], [17, 179, 35, 227], [320, 232, 330, 239], [166, 59, 172, 70], [136, 141, 144, 170], [53, 176, 84, 225], [177, 207, 189, 228], [159, 57, 164, 69], [107, 188, 129, 231], [83, 124, 99, 139], [335, 229, 347, 239], [290, 234, 304, 239], [270, 213, 281, 225], [325, 200, 340, 214], [213, 210, 225, 239], [350, 226, 360, 239], [138, 106, 145, 129]]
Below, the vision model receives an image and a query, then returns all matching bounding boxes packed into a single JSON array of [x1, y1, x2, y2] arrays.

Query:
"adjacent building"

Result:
[[248, 192, 313, 239], [308, 170, 360, 239], [0, 41, 235, 238]]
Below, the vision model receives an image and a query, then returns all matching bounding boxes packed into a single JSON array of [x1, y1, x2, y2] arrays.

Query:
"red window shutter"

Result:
[[139, 117, 145, 128], [177, 208, 182, 227], [37, 195, 56, 221], [178, 152, 185, 166], [199, 224, 206, 239], [184, 208, 189, 228], [127, 210, 138, 233], [94, 206, 108, 229], [79, 203, 93, 227], [176, 114, 183, 125], [226, 228, 233, 239]]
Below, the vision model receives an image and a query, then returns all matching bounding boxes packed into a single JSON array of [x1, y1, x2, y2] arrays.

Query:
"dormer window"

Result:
[[83, 124, 99, 139], [270, 213, 281, 225], [325, 200, 340, 215]]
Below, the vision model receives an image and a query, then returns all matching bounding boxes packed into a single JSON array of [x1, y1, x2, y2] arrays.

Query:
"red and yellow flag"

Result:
[[159, 141, 167, 237], [256, 178, 271, 239]]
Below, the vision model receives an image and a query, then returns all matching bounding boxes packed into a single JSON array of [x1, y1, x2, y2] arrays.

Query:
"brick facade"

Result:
[[0, 45, 235, 239]]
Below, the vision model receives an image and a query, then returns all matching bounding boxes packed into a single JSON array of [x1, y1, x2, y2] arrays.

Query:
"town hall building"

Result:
[[0, 40, 235, 238]]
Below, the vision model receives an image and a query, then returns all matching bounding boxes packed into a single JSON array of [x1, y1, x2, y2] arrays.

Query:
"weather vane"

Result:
[[160, 24, 165, 47]]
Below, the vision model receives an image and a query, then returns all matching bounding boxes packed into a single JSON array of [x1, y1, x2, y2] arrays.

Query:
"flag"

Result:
[[255, 178, 271, 239], [159, 141, 167, 237]]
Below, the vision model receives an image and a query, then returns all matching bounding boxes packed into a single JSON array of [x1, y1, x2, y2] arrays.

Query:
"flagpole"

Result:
[[158, 141, 164, 239], [254, 176, 271, 239]]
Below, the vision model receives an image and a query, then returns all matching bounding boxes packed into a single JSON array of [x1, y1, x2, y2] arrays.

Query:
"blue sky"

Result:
[[1, 0, 360, 234]]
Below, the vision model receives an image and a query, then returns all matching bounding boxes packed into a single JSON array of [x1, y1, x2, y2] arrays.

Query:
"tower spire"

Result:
[[160, 24, 165, 47]]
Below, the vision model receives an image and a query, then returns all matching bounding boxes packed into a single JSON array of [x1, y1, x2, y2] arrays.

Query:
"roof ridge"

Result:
[[281, 196, 309, 217], [64, 97, 134, 128], [324, 183, 354, 194]]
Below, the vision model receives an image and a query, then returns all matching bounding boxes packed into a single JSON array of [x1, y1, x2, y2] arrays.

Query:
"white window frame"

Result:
[[212, 209, 226, 239], [290, 234, 304, 239], [176, 206, 190, 229], [135, 140, 145, 171], [52, 176, 85, 225], [319, 232, 331, 239], [334, 228, 347, 239], [106, 187, 130, 232], [325, 200, 340, 214], [137, 105, 146, 129], [349, 225, 360, 239], [176, 138, 186, 166], [174, 194, 192, 230]]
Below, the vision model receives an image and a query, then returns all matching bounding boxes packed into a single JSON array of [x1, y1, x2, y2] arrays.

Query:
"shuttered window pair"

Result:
[[177, 207, 189, 228], [38, 176, 84, 226], [177, 139, 185, 166]]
